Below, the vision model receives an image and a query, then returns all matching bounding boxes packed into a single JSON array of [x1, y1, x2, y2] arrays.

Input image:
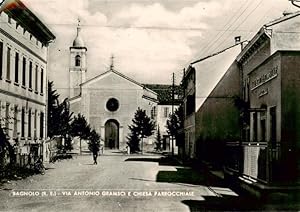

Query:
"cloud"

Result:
[[21, 0, 294, 95], [23, 0, 107, 26], [110, 1, 229, 29]]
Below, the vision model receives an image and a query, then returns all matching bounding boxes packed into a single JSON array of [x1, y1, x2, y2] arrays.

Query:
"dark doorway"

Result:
[[105, 119, 119, 149]]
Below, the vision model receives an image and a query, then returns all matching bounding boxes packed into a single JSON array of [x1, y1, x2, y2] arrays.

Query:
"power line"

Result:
[[202, 0, 257, 56], [208, 0, 264, 54], [200, 0, 253, 55]]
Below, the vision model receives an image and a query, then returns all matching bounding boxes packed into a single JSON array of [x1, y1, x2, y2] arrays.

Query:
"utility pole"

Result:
[[171, 73, 175, 156]]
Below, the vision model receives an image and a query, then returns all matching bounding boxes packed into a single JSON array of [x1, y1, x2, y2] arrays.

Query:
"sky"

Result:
[[21, 0, 296, 91]]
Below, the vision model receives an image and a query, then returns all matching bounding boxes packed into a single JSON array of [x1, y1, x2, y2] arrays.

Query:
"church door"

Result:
[[105, 120, 119, 149]]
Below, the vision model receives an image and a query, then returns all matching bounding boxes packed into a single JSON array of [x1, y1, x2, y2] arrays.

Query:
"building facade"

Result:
[[0, 0, 55, 165], [67, 25, 158, 150], [143, 84, 182, 152], [232, 12, 300, 192], [181, 11, 300, 196], [182, 67, 196, 159], [195, 61, 241, 169], [182, 43, 241, 160]]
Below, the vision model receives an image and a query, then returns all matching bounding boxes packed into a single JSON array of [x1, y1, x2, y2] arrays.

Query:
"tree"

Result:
[[0, 125, 14, 174], [154, 125, 162, 151], [48, 81, 73, 151], [166, 105, 184, 147], [70, 114, 91, 154], [0, 112, 19, 175], [126, 130, 140, 153], [127, 107, 155, 154], [88, 129, 100, 153], [56, 99, 73, 138], [47, 81, 60, 138]]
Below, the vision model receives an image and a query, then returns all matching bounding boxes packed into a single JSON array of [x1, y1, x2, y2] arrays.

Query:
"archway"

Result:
[[105, 119, 119, 149]]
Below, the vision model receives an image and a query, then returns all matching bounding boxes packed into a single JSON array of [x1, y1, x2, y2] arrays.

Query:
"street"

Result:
[[0, 152, 294, 212]]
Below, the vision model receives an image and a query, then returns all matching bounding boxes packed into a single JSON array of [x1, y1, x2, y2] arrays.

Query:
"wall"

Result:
[[183, 68, 196, 159], [78, 72, 157, 150], [281, 51, 300, 184], [195, 61, 240, 168]]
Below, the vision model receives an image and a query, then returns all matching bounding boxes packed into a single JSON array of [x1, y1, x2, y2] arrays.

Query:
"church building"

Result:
[[68, 22, 158, 150]]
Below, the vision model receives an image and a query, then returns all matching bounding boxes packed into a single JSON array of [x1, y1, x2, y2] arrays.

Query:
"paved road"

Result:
[[1, 151, 294, 212]]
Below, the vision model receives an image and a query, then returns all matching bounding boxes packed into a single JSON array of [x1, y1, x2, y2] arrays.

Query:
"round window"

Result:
[[106, 98, 119, 112]]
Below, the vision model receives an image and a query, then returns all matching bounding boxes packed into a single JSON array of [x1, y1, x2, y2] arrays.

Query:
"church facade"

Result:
[[68, 23, 158, 150]]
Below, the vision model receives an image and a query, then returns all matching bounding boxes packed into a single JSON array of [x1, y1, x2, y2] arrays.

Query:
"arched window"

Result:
[[75, 55, 81, 67]]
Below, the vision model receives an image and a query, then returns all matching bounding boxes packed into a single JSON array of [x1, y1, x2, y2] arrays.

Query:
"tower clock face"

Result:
[[106, 98, 119, 112]]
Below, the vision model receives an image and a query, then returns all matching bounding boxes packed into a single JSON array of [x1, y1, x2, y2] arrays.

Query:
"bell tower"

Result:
[[69, 19, 87, 98]]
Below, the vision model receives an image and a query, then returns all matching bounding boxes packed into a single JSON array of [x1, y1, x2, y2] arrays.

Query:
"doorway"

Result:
[[105, 119, 119, 149]]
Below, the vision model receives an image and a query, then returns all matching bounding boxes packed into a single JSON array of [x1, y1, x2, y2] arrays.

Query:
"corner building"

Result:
[[225, 12, 300, 195], [0, 0, 55, 164]]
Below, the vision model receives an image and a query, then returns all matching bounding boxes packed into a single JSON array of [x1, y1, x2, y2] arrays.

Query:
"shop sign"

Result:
[[251, 65, 278, 90], [258, 88, 268, 98]]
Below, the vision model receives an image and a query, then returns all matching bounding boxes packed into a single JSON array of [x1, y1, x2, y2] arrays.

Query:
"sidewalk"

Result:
[[170, 155, 300, 211]]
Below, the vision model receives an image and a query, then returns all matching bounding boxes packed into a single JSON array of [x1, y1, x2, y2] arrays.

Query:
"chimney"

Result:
[[234, 36, 241, 44], [235, 36, 244, 51]]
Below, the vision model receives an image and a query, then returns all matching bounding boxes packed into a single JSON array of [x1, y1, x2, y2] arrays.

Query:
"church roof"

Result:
[[73, 36, 85, 47], [72, 21, 85, 48], [80, 69, 157, 95]]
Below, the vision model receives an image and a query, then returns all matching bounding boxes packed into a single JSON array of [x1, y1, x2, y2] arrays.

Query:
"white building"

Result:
[[143, 84, 181, 151], [0, 0, 55, 165]]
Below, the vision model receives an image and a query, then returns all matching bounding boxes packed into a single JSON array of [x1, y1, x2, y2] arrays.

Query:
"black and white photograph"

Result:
[[0, 0, 299, 211]]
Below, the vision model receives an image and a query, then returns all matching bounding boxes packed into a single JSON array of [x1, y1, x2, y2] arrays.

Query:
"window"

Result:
[[40, 112, 44, 138], [28, 108, 31, 137], [261, 119, 266, 142], [35, 65, 38, 92], [40, 68, 44, 93], [164, 107, 169, 118], [151, 106, 156, 119], [34, 110, 37, 138], [186, 94, 195, 116], [8, 16, 11, 24], [75, 55, 81, 67], [5, 103, 9, 136], [0, 41, 3, 79], [252, 112, 257, 142], [21, 107, 25, 137], [6, 47, 10, 80], [22, 57, 26, 86], [245, 78, 250, 102], [13, 106, 17, 138], [29, 61, 32, 89], [270, 106, 277, 147], [14, 52, 19, 83], [106, 98, 119, 112]]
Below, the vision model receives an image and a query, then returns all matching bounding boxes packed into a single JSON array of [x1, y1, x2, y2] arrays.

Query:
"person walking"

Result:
[[92, 147, 99, 165], [89, 129, 101, 165]]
